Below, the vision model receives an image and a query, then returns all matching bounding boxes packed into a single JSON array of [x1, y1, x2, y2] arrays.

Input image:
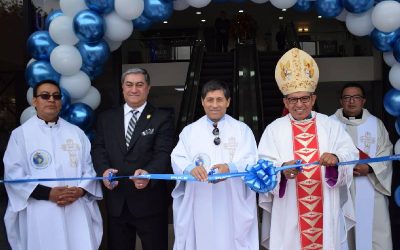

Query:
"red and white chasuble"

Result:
[[291, 118, 323, 250]]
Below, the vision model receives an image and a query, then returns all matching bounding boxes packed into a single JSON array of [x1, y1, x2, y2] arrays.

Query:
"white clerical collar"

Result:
[[36, 115, 59, 128], [124, 102, 147, 116], [206, 115, 226, 126]]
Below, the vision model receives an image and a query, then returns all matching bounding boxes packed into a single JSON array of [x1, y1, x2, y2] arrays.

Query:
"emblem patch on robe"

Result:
[[31, 150, 51, 169], [62, 139, 80, 168], [223, 137, 238, 162], [193, 153, 211, 168]]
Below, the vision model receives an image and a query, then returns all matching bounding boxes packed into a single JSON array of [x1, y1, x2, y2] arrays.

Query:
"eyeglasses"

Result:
[[212, 123, 221, 146], [341, 95, 364, 102], [35, 93, 62, 100], [286, 95, 312, 104]]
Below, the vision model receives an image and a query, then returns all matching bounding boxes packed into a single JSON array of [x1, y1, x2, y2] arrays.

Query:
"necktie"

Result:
[[126, 110, 139, 148]]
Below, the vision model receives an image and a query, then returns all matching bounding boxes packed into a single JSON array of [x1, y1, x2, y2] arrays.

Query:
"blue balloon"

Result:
[[76, 40, 110, 67], [60, 88, 71, 114], [73, 10, 105, 43], [395, 186, 400, 207], [343, 0, 373, 14], [62, 103, 95, 131], [45, 9, 64, 30], [81, 64, 104, 80], [393, 38, 400, 63], [316, 0, 343, 18], [133, 15, 153, 31], [384, 88, 400, 116], [143, 0, 173, 23], [85, 0, 114, 14], [395, 117, 400, 136], [27, 31, 57, 61], [294, 0, 315, 12], [370, 28, 400, 52], [25, 61, 60, 88]]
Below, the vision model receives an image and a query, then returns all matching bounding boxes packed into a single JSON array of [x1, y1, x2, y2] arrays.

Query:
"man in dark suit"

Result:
[[91, 67, 174, 250]]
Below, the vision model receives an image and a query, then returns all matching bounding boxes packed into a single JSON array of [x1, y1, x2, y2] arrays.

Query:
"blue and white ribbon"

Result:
[[2, 155, 399, 194]]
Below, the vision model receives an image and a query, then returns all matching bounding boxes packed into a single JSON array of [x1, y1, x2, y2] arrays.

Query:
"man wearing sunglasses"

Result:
[[258, 48, 358, 250], [171, 80, 259, 249], [3, 79, 103, 250], [332, 83, 392, 250]]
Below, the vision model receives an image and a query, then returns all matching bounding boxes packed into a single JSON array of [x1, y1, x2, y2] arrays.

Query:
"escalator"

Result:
[[176, 42, 235, 134], [258, 51, 284, 128]]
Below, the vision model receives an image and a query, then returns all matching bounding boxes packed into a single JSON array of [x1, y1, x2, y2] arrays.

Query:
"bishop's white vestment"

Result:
[[3, 116, 103, 250], [258, 112, 358, 250], [332, 108, 392, 250], [171, 115, 259, 250]]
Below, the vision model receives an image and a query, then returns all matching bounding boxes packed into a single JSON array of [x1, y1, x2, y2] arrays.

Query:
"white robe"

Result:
[[258, 112, 358, 250], [171, 115, 259, 250], [3, 116, 103, 250], [332, 109, 393, 250]]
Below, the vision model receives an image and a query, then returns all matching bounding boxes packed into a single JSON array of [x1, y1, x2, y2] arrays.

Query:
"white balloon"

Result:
[[60, 0, 87, 17], [27, 58, 36, 68], [336, 9, 347, 22], [72, 86, 101, 110], [27, 88, 33, 105], [345, 9, 374, 37], [49, 15, 79, 45], [384, 51, 397, 67], [389, 63, 400, 90], [104, 11, 134, 42], [60, 71, 91, 99], [115, 0, 144, 20], [104, 37, 122, 52], [20, 106, 37, 124], [173, 0, 190, 11], [186, 0, 211, 8], [395, 139, 400, 154], [50, 45, 82, 76], [269, 0, 296, 9], [372, 1, 400, 33]]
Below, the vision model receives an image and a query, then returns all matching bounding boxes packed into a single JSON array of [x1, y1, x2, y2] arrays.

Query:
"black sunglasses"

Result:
[[213, 123, 220, 145], [35, 93, 62, 100]]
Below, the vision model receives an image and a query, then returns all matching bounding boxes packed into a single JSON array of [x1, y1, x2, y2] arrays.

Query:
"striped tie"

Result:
[[125, 110, 139, 148]]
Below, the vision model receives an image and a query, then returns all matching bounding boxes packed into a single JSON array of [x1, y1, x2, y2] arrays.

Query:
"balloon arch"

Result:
[[25, 0, 400, 203]]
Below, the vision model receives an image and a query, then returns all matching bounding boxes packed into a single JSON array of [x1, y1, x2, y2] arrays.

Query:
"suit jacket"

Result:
[[91, 103, 175, 217]]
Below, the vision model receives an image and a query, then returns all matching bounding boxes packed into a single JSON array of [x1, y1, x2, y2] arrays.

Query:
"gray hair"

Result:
[[121, 68, 151, 85]]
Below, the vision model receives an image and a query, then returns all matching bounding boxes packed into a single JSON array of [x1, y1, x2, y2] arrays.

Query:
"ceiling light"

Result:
[[282, 9, 287, 12], [238, 10, 244, 13], [318, 15, 322, 19], [163, 21, 168, 24], [303, 27, 309, 32], [279, 16, 284, 20], [201, 19, 206, 22], [196, 11, 202, 15]]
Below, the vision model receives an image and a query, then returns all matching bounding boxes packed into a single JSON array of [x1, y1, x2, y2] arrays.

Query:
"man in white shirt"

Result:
[[171, 80, 259, 250], [3, 79, 102, 250], [332, 83, 392, 250], [258, 48, 358, 250]]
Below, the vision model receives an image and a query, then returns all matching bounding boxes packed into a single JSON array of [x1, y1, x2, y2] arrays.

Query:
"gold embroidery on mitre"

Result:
[[275, 48, 319, 95]]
